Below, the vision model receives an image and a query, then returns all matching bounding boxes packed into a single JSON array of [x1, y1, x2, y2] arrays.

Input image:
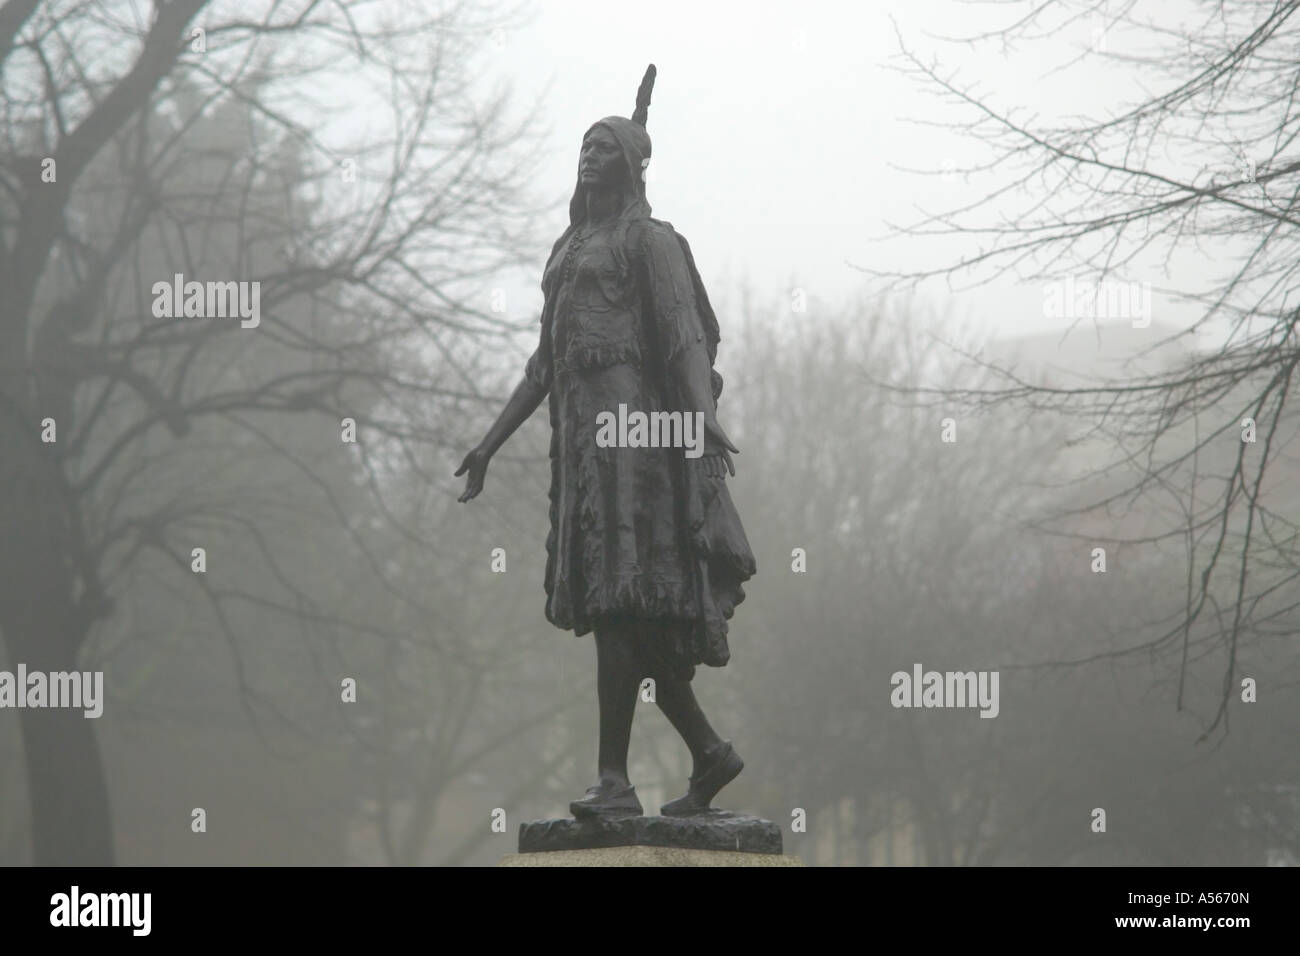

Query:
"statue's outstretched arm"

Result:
[[456, 336, 551, 502]]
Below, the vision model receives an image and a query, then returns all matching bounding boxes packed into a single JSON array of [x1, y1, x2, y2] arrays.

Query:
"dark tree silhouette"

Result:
[[0, 0, 539, 864], [877, 0, 1300, 741]]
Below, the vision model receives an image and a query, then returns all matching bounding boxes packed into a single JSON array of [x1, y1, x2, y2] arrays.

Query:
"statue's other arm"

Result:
[[640, 223, 738, 479]]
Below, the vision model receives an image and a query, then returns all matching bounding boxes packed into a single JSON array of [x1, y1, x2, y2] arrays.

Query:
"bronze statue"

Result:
[[457, 66, 755, 818]]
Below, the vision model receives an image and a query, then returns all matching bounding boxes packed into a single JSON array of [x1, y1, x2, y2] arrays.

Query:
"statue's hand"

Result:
[[701, 422, 738, 480], [455, 446, 491, 502]]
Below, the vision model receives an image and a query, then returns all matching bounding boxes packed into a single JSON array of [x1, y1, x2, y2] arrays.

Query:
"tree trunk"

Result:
[[0, 432, 115, 865], [4, 615, 115, 865]]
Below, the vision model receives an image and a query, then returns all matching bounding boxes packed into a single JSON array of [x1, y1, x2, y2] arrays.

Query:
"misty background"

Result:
[[1, 0, 1297, 866]]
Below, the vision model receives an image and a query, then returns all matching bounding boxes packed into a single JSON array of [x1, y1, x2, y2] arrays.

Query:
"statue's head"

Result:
[[579, 125, 627, 190], [568, 116, 652, 226]]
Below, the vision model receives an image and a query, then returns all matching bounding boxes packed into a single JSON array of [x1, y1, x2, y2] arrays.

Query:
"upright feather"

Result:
[[632, 64, 656, 128]]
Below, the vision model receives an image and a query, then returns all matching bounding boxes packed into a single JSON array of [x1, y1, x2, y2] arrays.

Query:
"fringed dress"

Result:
[[523, 215, 755, 678]]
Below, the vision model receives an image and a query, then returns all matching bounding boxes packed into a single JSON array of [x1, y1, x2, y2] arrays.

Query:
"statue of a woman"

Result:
[[457, 66, 755, 818]]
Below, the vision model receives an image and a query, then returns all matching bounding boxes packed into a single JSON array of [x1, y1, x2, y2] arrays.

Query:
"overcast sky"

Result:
[[471, 0, 1226, 366]]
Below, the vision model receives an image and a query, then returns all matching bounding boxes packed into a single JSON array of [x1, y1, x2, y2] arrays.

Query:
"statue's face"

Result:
[[579, 126, 626, 189]]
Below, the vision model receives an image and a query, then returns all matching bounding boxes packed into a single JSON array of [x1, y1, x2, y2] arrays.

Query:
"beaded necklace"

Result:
[[559, 222, 606, 284]]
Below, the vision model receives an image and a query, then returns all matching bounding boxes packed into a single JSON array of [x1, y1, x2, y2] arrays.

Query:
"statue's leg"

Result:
[[648, 622, 744, 816], [568, 621, 643, 817], [650, 665, 724, 776], [594, 623, 639, 787]]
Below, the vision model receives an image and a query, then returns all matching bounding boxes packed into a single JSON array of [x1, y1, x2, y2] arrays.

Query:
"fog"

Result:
[[1, 0, 1296, 867]]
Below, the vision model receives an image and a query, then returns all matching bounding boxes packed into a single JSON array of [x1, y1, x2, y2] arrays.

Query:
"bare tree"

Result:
[[876, 0, 1300, 740], [712, 291, 1296, 866], [346, 448, 592, 866], [0, 0, 540, 864], [718, 295, 1073, 865]]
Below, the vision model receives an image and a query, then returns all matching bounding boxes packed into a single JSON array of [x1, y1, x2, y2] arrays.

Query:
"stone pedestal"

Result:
[[503, 811, 801, 866], [501, 845, 803, 866]]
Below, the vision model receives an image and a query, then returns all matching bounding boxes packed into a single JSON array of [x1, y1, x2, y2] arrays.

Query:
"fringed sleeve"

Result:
[[638, 221, 713, 380], [525, 230, 573, 393], [523, 302, 555, 393]]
